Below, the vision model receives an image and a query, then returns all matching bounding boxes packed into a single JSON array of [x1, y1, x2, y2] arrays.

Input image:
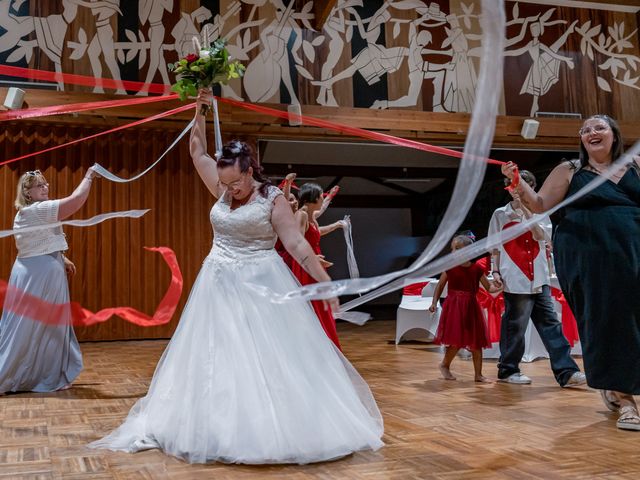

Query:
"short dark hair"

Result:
[[298, 183, 323, 206]]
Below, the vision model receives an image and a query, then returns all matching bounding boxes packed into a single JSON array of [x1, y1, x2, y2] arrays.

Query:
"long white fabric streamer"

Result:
[[251, 0, 506, 310], [334, 215, 372, 325], [0, 209, 150, 239], [342, 215, 359, 279], [212, 97, 223, 159], [92, 119, 195, 182], [1, 121, 190, 239], [260, 146, 640, 308]]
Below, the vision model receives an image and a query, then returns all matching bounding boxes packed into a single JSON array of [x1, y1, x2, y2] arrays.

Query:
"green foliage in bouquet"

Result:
[[168, 39, 245, 101]]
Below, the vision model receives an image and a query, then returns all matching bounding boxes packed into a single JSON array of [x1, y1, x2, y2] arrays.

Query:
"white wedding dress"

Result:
[[89, 186, 383, 464]]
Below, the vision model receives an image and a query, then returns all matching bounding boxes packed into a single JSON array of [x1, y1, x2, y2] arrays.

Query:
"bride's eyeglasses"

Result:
[[219, 172, 249, 190], [579, 124, 610, 136]]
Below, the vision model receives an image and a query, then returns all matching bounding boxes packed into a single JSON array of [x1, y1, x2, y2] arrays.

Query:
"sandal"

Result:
[[600, 390, 621, 412], [616, 406, 640, 431]]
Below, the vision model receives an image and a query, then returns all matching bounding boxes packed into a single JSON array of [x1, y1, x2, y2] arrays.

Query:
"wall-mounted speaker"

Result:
[[287, 103, 302, 126], [521, 119, 539, 139], [3, 87, 25, 110]]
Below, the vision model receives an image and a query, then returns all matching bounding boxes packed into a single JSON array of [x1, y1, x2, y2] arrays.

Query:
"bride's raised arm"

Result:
[[189, 89, 221, 198]]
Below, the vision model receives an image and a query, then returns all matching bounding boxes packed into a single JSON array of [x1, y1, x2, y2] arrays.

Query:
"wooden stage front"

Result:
[[0, 321, 635, 479]]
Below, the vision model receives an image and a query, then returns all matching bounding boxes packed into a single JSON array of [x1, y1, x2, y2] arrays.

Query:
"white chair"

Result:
[[395, 278, 441, 344]]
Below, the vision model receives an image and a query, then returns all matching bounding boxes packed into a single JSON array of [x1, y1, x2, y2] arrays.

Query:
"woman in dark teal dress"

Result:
[[501, 115, 640, 431]]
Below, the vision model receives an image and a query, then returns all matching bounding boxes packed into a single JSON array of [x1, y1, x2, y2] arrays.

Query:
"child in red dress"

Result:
[[429, 234, 502, 382]]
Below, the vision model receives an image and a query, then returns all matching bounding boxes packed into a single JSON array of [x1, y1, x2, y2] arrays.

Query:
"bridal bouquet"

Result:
[[169, 38, 245, 103]]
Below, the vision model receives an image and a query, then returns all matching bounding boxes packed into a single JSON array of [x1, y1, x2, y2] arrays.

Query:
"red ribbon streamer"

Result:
[[505, 167, 521, 193], [0, 247, 183, 328], [0, 94, 179, 122], [402, 281, 429, 296], [550, 287, 580, 346], [277, 179, 300, 191], [0, 65, 170, 94], [0, 66, 514, 182], [0, 103, 195, 167], [476, 290, 504, 343], [216, 96, 505, 166]]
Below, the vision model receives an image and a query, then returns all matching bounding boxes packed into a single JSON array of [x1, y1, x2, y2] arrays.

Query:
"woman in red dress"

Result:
[[292, 183, 345, 349], [429, 234, 502, 382]]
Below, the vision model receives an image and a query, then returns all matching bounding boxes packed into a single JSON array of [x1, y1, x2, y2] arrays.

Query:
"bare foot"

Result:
[[475, 375, 493, 383], [57, 384, 72, 391], [439, 364, 456, 380]]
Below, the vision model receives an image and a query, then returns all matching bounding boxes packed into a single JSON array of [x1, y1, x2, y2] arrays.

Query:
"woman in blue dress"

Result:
[[0, 166, 99, 394]]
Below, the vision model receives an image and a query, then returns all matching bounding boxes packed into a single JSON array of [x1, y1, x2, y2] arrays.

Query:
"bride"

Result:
[[89, 90, 384, 464]]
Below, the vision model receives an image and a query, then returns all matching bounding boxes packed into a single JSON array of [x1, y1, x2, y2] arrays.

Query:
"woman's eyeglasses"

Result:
[[579, 124, 610, 136]]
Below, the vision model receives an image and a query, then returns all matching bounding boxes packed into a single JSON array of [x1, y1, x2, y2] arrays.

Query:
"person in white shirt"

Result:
[[489, 170, 585, 387], [0, 166, 99, 394]]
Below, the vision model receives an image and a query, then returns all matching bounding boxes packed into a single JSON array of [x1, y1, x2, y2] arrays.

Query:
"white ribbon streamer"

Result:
[[212, 97, 223, 159], [334, 215, 372, 324], [0, 209, 150, 239], [342, 215, 359, 279], [92, 119, 194, 183], [256, 146, 639, 308], [251, 0, 506, 305]]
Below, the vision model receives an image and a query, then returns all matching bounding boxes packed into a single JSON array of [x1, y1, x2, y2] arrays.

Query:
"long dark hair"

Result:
[[217, 140, 271, 197], [298, 183, 323, 207]]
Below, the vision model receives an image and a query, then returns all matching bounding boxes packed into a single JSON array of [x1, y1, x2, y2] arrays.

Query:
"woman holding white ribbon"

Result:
[[292, 182, 346, 349], [0, 166, 100, 394], [502, 115, 640, 431], [89, 90, 383, 464]]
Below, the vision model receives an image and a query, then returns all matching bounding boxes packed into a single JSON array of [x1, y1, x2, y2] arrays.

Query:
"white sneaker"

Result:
[[563, 371, 587, 388], [498, 373, 532, 384]]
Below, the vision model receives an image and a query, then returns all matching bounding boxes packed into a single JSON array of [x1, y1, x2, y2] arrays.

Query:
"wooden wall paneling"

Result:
[[0, 122, 225, 341]]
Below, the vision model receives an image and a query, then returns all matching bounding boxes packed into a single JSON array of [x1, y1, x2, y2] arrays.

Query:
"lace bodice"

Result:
[[208, 185, 283, 262]]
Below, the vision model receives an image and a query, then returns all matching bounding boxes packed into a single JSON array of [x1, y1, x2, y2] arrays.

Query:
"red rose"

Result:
[[185, 53, 198, 63]]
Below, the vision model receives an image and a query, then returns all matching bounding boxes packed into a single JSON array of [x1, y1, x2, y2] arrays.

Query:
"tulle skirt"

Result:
[[435, 290, 491, 350], [89, 249, 383, 464]]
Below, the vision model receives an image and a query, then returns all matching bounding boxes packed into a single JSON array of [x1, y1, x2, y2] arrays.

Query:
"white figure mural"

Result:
[[439, 14, 478, 113], [0, 0, 81, 89], [311, 1, 408, 98], [504, 13, 577, 116], [371, 2, 448, 110], [137, 0, 173, 95], [0, 0, 638, 114], [243, 0, 300, 103], [87, 0, 127, 94], [315, 0, 364, 106]]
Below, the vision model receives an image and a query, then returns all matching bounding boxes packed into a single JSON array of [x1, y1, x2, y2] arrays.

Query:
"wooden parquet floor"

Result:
[[0, 320, 637, 479]]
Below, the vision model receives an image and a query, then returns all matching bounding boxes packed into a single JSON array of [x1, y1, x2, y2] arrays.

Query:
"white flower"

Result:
[[199, 50, 210, 60]]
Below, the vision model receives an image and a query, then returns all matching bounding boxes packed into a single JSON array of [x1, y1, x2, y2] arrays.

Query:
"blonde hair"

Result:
[[15, 170, 46, 210]]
